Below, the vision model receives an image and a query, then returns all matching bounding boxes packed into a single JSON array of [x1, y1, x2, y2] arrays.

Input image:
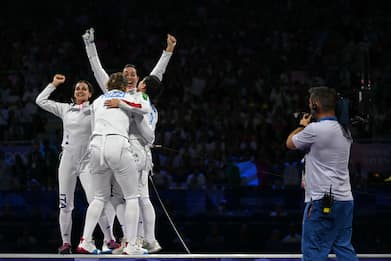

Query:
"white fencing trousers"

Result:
[[138, 170, 157, 242], [79, 162, 116, 242], [136, 146, 157, 242], [110, 177, 127, 238], [58, 148, 84, 244], [82, 135, 140, 243], [110, 138, 146, 241]]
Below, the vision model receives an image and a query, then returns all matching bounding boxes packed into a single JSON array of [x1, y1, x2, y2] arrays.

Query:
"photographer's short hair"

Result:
[[107, 72, 128, 91], [309, 87, 337, 112]]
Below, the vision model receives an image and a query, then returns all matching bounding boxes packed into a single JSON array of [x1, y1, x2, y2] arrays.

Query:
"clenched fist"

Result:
[[52, 74, 66, 87], [166, 34, 177, 52]]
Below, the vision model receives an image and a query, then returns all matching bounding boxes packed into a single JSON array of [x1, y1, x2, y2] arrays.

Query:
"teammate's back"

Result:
[[93, 90, 131, 138]]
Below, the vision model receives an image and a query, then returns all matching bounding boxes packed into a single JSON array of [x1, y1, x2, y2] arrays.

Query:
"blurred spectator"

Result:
[[10, 153, 24, 190], [269, 202, 288, 217], [16, 226, 38, 252], [186, 167, 207, 190], [0, 151, 18, 191], [26, 140, 46, 188], [281, 222, 301, 244], [42, 139, 59, 189], [203, 223, 225, 252], [265, 228, 282, 252]]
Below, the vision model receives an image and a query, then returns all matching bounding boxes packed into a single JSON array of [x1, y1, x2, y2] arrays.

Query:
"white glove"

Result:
[[82, 28, 95, 45]]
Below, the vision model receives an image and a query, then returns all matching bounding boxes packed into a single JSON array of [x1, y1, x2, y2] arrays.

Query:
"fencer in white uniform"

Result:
[[106, 75, 162, 254], [82, 28, 175, 252], [36, 75, 114, 254], [131, 89, 161, 253], [77, 72, 152, 255]]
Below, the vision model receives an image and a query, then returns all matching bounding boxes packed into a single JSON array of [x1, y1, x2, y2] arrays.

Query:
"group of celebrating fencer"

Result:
[[36, 28, 177, 255]]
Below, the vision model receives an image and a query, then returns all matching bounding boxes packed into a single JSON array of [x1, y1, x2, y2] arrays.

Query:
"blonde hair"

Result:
[[107, 72, 127, 91]]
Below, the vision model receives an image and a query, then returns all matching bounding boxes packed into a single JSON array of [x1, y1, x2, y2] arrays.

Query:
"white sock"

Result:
[[59, 209, 72, 244], [137, 218, 144, 239], [82, 199, 104, 241], [125, 198, 139, 245], [98, 209, 112, 243], [139, 197, 156, 242], [116, 202, 127, 240], [103, 202, 116, 241]]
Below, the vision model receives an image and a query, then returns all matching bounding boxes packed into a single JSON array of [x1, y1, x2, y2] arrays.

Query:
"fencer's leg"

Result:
[[138, 169, 161, 253], [79, 160, 115, 243], [110, 195, 127, 254], [81, 168, 112, 242], [139, 196, 156, 242], [103, 201, 117, 241], [106, 136, 145, 254], [77, 138, 112, 254], [83, 198, 105, 242], [98, 204, 115, 243], [116, 203, 127, 239], [138, 170, 155, 242], [111, 177, 126, 240], [126, 197, 140, 243], [58, 151, 77, 246], [137, 215, 144, 243]]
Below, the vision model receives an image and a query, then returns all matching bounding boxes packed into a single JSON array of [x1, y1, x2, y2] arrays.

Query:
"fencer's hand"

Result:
[[104, 98, 120, 108], [82, 28, 95, 45], [300, 113, 312, 127], [166, 34, 177, 52], [51, 74, 65, 87], [82, 31, 90, 45]]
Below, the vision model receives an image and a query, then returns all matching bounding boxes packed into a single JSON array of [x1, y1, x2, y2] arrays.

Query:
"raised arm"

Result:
[[82, 28, 109, 93], [150, 34, 177, 81], [35, 74, 68, 118]]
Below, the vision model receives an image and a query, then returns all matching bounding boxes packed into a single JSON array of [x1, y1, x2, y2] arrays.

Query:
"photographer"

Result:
[[286, 87, 357, 261]]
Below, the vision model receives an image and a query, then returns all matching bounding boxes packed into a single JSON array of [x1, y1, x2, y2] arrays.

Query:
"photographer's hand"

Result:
[[299, 113, 312, 127], [286, 114, 311, 150]]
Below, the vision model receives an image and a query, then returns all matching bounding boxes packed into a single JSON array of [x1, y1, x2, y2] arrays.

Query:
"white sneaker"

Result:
[[76, 238, 100, 254], [142, 240, 162, 253], [122, 242, 148, 255]]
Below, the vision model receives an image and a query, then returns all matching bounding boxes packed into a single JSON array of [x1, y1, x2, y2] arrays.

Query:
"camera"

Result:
[[293, 112, 315, 123], [293, 112, 307, 119]]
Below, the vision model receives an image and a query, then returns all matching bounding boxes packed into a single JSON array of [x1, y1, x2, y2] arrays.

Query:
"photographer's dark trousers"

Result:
[[302, 200, 357, 261]]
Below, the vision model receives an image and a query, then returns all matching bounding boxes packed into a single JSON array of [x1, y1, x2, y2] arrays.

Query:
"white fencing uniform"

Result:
[[132, 104, 159, 246], [84, 39, 172, 244], [36, 82, 120, 247], [81, 89, 152, 248], [36, 84, 92, 245]]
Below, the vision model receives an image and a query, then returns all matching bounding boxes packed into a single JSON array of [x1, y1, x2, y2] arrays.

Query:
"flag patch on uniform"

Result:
[[122, 100, 142, 108], [142, 93, 149, 100]]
